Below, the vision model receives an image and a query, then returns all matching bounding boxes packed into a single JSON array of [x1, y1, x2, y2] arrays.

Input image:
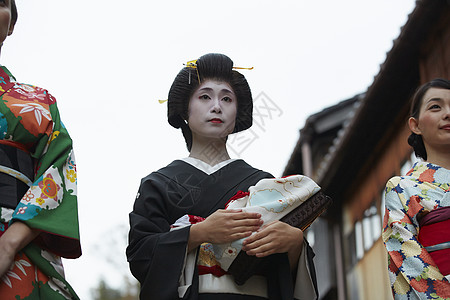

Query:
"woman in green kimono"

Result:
[[0, 1, 81, 299]]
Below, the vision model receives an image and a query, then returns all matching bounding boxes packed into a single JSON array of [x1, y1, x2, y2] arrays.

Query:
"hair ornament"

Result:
[[183, 59, 254, 70], [233, 66, 254, 70], [184, 60, 198, 69], [184, 60, 200, 84], [183, 59, 253, 84]]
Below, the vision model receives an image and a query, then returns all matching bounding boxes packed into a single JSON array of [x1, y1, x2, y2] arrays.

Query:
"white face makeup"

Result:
[[187, 80, 237, 140]]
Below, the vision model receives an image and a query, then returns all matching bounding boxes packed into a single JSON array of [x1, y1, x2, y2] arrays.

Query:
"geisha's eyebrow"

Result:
[[197, 87, 235, 94]]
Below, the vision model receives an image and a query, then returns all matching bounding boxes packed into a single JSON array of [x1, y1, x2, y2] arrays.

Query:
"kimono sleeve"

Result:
[[127, 175, 192, 300], [10, 94, 81, 259], [294, 240, 318, 300], [382, 177, 449, 298]]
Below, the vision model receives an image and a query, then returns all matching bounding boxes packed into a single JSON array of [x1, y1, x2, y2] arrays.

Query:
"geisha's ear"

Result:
[[408, 117, 422, 135]]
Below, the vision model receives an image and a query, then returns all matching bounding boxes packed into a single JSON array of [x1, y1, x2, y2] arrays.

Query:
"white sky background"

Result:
[[3, 0, 415, 299]]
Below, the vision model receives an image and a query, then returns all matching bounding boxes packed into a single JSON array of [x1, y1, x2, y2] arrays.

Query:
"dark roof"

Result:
[[284, 0, 450, 203], [283, 95, 361, 176]]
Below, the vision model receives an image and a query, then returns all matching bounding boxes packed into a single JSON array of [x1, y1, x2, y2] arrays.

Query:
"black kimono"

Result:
[[126, 159, 318, 300]]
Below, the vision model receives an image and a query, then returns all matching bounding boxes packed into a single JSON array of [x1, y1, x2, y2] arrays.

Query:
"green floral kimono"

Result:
[[0, 66, 81, 299]]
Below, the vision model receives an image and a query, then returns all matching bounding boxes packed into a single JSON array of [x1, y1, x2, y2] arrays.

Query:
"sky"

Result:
[[3, 0, 416, 299]]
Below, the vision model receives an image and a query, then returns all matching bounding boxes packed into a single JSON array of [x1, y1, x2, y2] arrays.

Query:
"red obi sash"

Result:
[[418, 207, 450, 276]]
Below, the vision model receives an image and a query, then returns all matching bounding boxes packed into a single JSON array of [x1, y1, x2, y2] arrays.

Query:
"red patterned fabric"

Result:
[[225, 190, 249, 208], [188, 215, 205, 224], [198, 265, 228, 277]]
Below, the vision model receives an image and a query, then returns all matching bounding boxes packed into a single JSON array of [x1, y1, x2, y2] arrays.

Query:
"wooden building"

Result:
[[283, 0, 450, 299]]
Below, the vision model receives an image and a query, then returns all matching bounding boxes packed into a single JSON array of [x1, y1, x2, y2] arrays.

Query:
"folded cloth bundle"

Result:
[[228, 189, 332, 285], [212, 175, 321, 272], [170, 175, 332, 284]]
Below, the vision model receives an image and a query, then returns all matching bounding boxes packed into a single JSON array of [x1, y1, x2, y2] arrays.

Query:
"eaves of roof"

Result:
[[316, 0, 449, 201]]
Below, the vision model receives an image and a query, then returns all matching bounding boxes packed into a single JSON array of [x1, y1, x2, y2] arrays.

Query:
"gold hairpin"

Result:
[[184, 60, 198, 69], [233, 66, 254, 70], [184, 59, 253, 84], [159, 59, 255, 103], [183, 59, 253, 70], [184, 60, 200, 84]]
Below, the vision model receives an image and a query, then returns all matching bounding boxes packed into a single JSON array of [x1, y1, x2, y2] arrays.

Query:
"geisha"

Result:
[[127, 53, 319, 300]]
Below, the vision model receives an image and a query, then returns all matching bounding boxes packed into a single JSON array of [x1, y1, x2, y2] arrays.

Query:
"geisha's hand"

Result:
[[242, 221, 303, 270], [188, 209, 262, 251]]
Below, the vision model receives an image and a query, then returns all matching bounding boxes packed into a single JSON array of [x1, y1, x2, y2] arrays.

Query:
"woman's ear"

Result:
[[408, 117, 421, 135]]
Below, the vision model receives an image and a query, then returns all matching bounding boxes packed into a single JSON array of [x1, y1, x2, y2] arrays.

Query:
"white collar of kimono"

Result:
[[181, 157, 238, 175]]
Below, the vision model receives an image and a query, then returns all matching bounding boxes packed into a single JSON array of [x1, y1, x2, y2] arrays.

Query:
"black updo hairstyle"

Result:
[[11, 0, 18, 26], [408, 78, 450, 160], [168, 53, 253, 151]]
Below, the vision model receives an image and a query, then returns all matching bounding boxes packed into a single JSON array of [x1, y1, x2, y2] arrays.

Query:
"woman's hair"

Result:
[[408, 78, 450, 160], [11, 0, 18, 26], [168, 53, 253, 151]]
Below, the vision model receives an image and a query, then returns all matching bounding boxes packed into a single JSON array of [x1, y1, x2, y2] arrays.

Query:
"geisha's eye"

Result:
[[222, 96, 233, 102], [199, 94, 210, 100]]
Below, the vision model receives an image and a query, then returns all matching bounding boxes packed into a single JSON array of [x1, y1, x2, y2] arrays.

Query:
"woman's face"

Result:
[[187, 80, 237, 140], [0, 0, 14, 48], [409, 87, 450, 154]]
